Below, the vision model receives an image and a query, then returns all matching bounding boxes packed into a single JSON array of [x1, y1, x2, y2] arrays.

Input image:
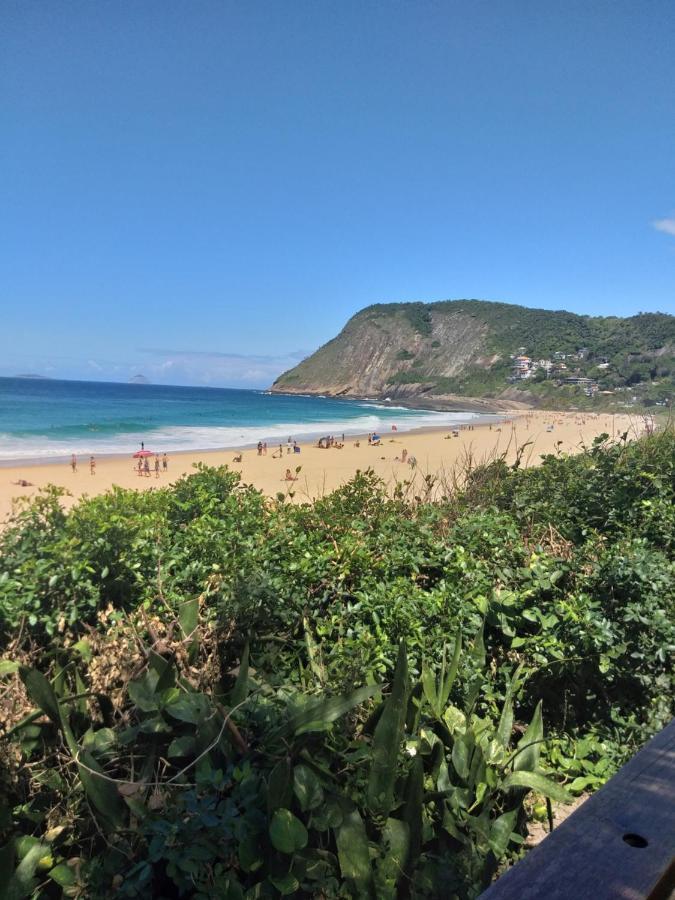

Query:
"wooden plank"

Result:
[[482, 719, 675, 899]]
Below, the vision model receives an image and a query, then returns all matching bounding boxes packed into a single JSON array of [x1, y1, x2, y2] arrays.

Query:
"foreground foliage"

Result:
[[0, 428, 673, 898]]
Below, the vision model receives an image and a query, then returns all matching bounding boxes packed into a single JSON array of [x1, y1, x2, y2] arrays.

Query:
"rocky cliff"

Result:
[[271, 300, 675, 409]]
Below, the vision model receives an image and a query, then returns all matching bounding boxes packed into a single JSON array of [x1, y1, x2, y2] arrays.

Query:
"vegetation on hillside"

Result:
[[1, 428, 674, 898], [275, 299, 674, 408]]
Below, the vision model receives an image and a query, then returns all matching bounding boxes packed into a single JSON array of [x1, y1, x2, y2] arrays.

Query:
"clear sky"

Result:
[[2, 1, 674, 387]]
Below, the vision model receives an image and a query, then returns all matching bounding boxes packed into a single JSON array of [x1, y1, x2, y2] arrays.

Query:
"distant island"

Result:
[[272, 299, 674, 410], [14, 374, 52, 380], [128, 374, 150, 385]]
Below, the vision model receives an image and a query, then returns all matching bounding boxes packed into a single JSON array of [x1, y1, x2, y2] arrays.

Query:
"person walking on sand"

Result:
[[71, 454, 77, 473], [154, 457, 160, 478], [263, 442, 267, 455], [90, 455, 96, 475], [137, 458, 143, 476], [162, 453, 168, 472], [257, 441, 263, 456], [143, 458, 150, 477]]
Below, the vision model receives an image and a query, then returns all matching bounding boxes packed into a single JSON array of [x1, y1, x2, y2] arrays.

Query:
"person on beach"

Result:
[[284, 468, 298, 481], [137, 459, 143, 476], [162, 453, 168, 471], [90, 456, 96, 475], [263, 442, 267, 455], [71, 454, 77, 473], [154, 457, 160, 478], [233, 452, 243, 462], [143, 458, 150, 476], [257, 441, 263, 456], [12, 479, 34, 487]]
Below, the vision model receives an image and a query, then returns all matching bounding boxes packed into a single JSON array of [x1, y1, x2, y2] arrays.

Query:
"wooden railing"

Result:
[[482, 718, 675, 899]]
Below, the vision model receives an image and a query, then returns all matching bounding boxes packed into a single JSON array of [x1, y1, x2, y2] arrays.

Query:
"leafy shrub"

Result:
[[0, 428, 673, 897]]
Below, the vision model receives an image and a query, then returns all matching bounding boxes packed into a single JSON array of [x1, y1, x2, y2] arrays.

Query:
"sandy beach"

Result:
[[0, 410, 642, 522]]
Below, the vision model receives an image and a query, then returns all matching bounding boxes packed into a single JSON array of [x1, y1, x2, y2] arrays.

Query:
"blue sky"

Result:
[[2, 1, 674, 387]]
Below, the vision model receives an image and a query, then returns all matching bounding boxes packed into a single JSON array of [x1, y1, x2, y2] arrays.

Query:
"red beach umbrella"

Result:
[[133, 449, 155, 458]]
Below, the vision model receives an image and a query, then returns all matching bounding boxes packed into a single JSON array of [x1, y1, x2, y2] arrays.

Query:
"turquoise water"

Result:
[[0, 377, 487, 461]]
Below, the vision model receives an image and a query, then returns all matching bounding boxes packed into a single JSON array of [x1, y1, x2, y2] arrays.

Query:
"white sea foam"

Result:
[[0, 410, 487, 462]]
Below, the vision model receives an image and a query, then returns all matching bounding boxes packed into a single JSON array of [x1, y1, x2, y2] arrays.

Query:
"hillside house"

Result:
[[511, 356, 533, 380]]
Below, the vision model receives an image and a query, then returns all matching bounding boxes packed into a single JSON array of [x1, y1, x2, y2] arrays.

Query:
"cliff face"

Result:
[[271, 300, 675, 409], [272, 305, 490, 397]]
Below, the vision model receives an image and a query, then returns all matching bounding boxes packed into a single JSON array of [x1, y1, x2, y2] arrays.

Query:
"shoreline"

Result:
[[0, 410, 643, 523], [0, 409, 504, 468]]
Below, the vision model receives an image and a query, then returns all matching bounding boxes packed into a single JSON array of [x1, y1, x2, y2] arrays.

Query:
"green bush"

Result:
[[0, 428, 673, 897]]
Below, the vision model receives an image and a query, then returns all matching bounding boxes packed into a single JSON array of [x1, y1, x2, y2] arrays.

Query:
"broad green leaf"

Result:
[[48, 863, 76, 888], [267, 758, 293, 814], [75, 747, 127, 830], [179, 596, 199, 639], [488, 808, 518, 857], [165, 692, 210, 724], [440, 633, 462, 708], [303, 616, 326, 683], [238, 833, 263, 873], [180, 597, 200, 663], [443, 705, 466, 735], [452, 736, 471, 781], [167, 735, 196, 758], [497, 692, 514, 749], [0, 660, 19, 677], [421, 665, 438, 714], [127, 672, 160, 713], [72, 639, 92, 662], [269, 808, 308, 854], [293, 764, 324, 812], [502, 770, 571, 804], [368, 641, 408, 818], [19, 667, 61, 727], [269, 872, 300, 896], [3, 840, 48, 900], [150, 653, 176, 694], [288, 683, 381, 736], [335, 808, 371, 889], [375, 818, 410, 899], [402, 751, 425, 878], [514, 701, 543, 772], [471, 624, 486, 668]]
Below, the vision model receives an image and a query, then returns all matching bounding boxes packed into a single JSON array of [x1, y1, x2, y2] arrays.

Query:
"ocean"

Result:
[[0, 377, 490, 462]]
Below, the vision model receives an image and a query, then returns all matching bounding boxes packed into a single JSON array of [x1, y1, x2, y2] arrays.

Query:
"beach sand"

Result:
[[0, 410, 642, 523]]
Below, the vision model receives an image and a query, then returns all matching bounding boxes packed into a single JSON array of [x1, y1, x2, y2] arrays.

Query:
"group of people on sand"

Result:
[[70, 454, 97, 475], [135, 453, 169, 478], [317, 435, 343, 449]]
